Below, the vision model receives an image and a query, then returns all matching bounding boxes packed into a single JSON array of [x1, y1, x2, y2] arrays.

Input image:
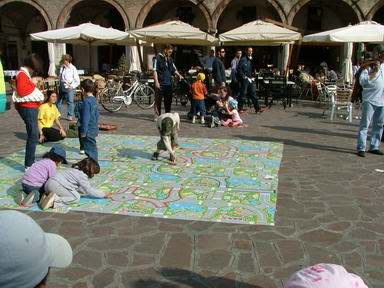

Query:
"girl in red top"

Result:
[[191, 73, 208, 124], [15, 53, 44, 170]]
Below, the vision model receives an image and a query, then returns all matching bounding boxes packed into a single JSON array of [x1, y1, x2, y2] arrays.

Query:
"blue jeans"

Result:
[[22, 183, 44, 203], [83, 135, 98, 161], [239, 79, 260, 112], [191, 99, 206, 116], [17, 107, 39, 168], [357, 102, 384, 151], [58, 84, 76, 117]]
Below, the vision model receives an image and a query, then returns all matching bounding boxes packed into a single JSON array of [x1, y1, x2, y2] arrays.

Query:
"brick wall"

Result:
[[9, 0, 384, 31]]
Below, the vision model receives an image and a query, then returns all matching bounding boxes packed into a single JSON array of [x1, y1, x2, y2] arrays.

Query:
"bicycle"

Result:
[[99, 72, 155, 112]]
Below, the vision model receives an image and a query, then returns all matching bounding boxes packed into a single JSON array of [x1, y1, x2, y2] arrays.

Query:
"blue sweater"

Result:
[[80, 95, 99, 137]]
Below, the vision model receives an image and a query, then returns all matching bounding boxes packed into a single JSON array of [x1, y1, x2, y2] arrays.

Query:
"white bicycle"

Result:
[[100, 72, 155, 112]]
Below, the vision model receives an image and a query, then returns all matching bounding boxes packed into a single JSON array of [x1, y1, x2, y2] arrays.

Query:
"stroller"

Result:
[[173, 78, 192, 106]]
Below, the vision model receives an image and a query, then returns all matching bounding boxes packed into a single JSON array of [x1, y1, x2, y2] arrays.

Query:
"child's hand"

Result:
[[104, 192, 113, 199], [170, 153, 176, 165]]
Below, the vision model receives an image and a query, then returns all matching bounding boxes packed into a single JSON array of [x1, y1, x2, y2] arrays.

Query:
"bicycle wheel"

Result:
[[100, 86, 124, 112], [134, 83, 155, 109]]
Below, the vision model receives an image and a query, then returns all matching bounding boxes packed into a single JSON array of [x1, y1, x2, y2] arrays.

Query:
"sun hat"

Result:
[[228, 99, 238, 110], [50, 145, 68, 164], [197, 72, 205, 81], [284, 263, 368, 288], [0, 210, 73, 288]]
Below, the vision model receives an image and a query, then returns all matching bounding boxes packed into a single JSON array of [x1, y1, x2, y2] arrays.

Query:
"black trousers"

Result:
[[238, 79, 260, 112], [155, 85, 173, 115], [42, 127, 65, 142]]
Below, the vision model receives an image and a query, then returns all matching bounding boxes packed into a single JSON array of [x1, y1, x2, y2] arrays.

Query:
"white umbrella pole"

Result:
[[89, 42, 92, 73], [47, 43, 56, 76], [282, 44, 290, 76], [136, 41, 144, 71], [342, 42, 353, 84]]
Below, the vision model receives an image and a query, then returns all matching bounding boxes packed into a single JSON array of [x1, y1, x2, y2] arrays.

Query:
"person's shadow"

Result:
[[132, 268, 267, 288]]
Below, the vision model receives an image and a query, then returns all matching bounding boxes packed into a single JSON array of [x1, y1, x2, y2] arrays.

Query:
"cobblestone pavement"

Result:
[[1, 101, 384, 288]]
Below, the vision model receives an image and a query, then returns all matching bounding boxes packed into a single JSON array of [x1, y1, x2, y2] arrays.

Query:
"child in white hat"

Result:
[[284, 263, 368, 288], [0, 210, 72, 288]]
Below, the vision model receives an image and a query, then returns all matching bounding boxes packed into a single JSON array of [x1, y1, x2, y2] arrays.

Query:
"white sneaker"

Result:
[[80, 150, 85, 155], [22, 192, 35, 207], [192, 117, 196, 124], [201, 118, 205, 124], [17, 191, 25, 206], [40, 192, 55, 210]]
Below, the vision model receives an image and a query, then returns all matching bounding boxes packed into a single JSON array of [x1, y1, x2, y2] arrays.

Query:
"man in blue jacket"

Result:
[[212, 47, 226, 91], [237, 47, 263, 113], [153, 44, 183, 121]]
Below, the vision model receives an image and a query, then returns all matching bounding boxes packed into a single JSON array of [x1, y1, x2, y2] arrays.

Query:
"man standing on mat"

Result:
[[153, 44, 183, 121]]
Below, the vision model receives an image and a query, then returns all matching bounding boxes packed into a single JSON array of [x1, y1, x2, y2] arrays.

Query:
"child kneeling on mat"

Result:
[[41, 157, 111, 210], [19, 145, 67, 207], [152, 112, 180, 164]]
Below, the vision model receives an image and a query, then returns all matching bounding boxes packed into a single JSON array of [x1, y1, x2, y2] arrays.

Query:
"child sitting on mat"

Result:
[[41, 157, 111, 210], [152, 112, 180, 164], [18, 145, 67, 207], [222, 99, 244, 127]]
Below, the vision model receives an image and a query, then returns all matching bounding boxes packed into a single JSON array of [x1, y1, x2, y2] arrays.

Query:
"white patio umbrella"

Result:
[[31, 22, 132, 45], [219, 20, 301, 46], [47, 43, 56, 76], [128, 20, 217, 46], [342, 42, 353, 83], [302, 21, 384, 43], [31, 23, 135, 72]]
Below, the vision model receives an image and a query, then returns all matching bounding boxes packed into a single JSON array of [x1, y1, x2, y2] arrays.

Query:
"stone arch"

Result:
[[56, 0, 130, 29], [212, 0, 287, 30], [135, 0, 213, 30], [0, 0, 52, 29], [287, 0, 363, 25], [367, 0, 384, 21]]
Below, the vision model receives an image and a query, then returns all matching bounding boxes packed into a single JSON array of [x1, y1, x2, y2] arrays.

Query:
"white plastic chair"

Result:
[[330, 87, 353, 122]]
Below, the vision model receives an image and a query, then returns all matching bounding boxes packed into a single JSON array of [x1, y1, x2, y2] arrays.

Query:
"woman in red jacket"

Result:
[[15, 53, 44, 170]]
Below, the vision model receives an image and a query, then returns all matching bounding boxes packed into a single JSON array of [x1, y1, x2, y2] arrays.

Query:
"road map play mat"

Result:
[[0, 135, 283, 225]]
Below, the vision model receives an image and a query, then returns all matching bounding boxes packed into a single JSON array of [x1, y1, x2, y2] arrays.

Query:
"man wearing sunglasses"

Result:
[[212, 48, 227, 91]]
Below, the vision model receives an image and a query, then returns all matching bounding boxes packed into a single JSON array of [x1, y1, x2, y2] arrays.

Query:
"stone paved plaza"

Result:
[[1, 101, 384, 288]]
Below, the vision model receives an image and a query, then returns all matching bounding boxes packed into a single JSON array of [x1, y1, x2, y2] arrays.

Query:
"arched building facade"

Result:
[[1, 0, 383, 72]]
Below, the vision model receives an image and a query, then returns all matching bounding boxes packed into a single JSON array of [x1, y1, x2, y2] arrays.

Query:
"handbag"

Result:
[[12, 67, 44, 103], [12, 88, 44, 103]]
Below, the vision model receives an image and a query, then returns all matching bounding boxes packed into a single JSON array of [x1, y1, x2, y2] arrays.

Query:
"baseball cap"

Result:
[[284, 263, 368, 288], [0, 210, 73, 288], [50, 145, 68, 164]]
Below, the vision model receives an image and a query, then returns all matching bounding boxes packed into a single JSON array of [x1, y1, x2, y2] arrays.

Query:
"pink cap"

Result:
[[284, 264, 368, 288]]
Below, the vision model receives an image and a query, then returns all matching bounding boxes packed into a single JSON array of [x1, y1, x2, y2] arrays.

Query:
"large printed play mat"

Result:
[[0, 135, 283, 225]]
